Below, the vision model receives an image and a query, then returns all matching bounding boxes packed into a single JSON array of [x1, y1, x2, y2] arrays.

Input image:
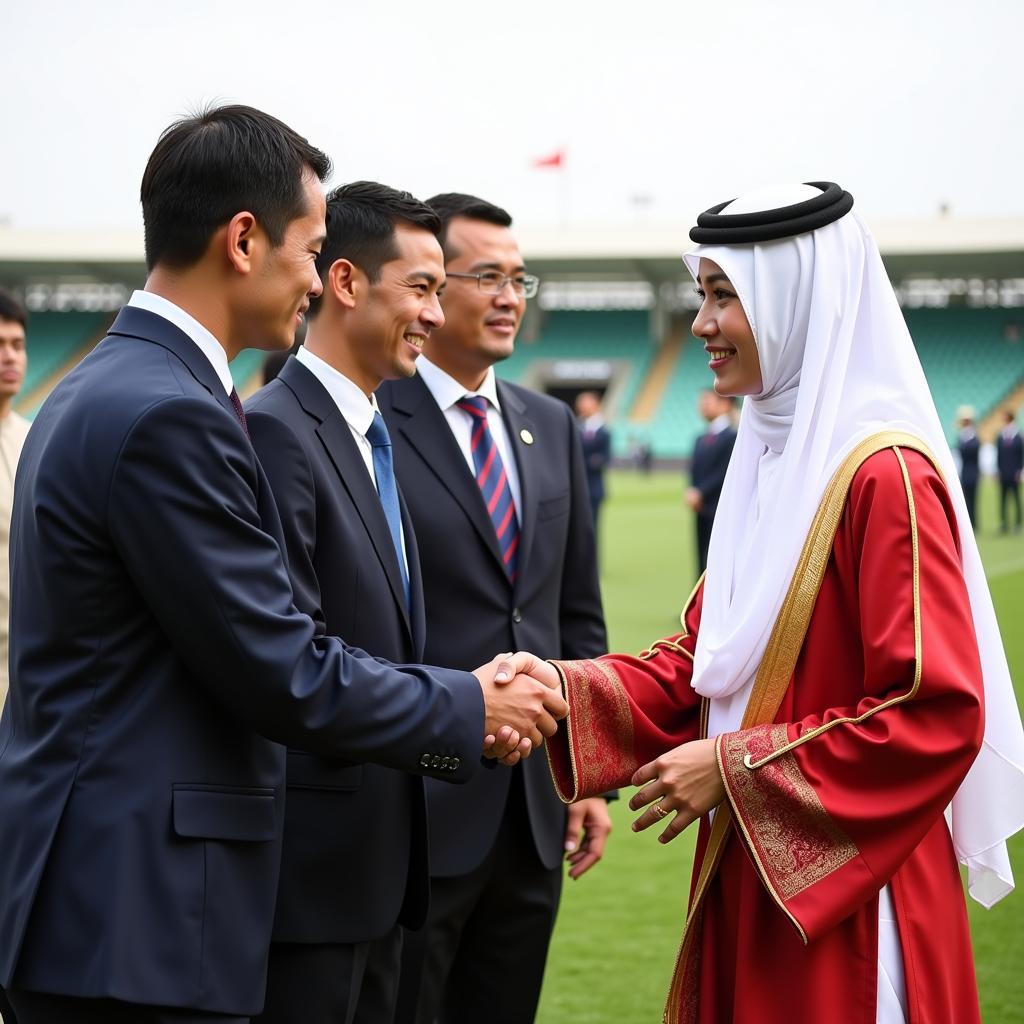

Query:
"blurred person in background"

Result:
[[996, 408, 1023, 533], [955, 405, 980, 529], [686, 389, 737, 575], [0, 288, 29, 711], [574, 390, 611, 530]]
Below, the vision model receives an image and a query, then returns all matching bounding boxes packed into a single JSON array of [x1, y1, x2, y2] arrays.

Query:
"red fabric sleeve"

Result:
[[547, 585, 707, 801], [717, 449, 984, 942]]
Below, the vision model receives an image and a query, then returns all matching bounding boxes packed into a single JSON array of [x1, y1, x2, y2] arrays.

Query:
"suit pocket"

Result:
[[537, 492, 571, 521], [285, 751, 364, 792], [172, 784, 277, 842]]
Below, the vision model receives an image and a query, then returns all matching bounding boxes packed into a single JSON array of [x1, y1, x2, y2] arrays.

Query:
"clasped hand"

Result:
[[472, 652, 564, 764]]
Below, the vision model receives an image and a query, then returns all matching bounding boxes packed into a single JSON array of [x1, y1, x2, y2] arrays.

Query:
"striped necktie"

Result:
[[456, 395, 520, 581], [229, 387, 249, 437], [365, 412, 411, 607]]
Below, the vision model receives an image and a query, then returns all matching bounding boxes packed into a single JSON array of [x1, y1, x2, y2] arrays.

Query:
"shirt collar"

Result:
[[296, 346, 378, 436], [128, 290, 234, 395], [416, 355, 501, 413], [709, 413, 732, 434]]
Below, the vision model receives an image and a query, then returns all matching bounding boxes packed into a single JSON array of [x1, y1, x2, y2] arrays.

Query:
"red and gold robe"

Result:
[[548, 444, 984, 1023]]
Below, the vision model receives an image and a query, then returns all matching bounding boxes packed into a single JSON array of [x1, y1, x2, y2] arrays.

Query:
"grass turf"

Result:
[[535, 470, 1024, 1023]]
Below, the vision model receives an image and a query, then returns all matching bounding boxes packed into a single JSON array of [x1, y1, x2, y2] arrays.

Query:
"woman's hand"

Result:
[[628, 738, 726, 843]]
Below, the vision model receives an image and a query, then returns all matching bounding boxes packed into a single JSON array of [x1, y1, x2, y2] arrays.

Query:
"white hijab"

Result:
[[684, 184, 1024, 907]]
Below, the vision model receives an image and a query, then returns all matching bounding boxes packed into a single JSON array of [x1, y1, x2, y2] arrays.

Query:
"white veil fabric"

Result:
[[682, 184, 1024, 907]]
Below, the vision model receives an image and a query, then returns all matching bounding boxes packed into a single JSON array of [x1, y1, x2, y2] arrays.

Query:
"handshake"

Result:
[[472, 652, 565, 764]]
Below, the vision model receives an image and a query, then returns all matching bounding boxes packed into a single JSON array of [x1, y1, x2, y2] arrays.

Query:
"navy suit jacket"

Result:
[[997, 429, 1024, 481], [246, 356, 433, 944], [579, 421, 612, 504], [0, 308, 482, 1015], [958, 432, 981, 488], [377, 374, 607, 876], [691, 424, 737, 525]]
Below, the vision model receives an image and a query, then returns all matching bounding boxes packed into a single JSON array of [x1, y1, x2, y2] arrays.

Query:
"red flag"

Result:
[[531, 149, 565, 169]]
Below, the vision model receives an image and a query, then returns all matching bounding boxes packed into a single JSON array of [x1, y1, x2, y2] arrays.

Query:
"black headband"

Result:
[[688, 181, 854, 244]]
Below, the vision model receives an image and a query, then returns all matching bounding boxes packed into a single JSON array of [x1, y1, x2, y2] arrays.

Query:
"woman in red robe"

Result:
[[537, 183, 1024, 1023]]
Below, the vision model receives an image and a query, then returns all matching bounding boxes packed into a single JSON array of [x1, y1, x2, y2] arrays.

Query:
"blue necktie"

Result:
[[456, 395, 520, 582], [365, 412, 410, 607]]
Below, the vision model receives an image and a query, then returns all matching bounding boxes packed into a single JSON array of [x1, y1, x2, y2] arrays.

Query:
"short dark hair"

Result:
[[426, 193, 512, 261], [307, 181, 441, 319], [0, 288, 27, 329], [140, 103, 332, 271]]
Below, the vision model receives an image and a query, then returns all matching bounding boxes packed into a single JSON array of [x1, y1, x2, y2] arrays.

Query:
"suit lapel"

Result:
[[281, 359, 413, 638], [385, 374, 507, 576], [497, 380, 538, 590], [107, 306, 240, 427]]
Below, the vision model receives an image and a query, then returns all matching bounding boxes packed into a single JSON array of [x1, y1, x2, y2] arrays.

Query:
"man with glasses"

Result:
[[378, 194, 610, 1024]]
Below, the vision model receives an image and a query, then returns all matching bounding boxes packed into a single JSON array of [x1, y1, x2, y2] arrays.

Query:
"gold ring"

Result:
[[652, 799, 669, 819]]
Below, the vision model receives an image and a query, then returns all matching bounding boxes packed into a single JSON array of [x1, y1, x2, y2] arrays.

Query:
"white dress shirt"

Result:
[[296, 346, 407, 561], [127, 291, 234, 395], [414, 356, 522, 513]]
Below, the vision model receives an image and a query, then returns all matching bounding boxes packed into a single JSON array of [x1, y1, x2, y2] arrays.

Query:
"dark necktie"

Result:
[[456, 395, 520, 582], [228, 387, 249, 437], [365, 411, 411, 607]]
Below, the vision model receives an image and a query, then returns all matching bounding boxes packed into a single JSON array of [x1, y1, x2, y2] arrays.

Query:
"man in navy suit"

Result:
[[246, 182, 449, 1024], [956, 405, 980, 529], [686, 389, 737, 575], [997, 408, 1024, 533], [379, 194, 611, 1024], [574, 390, 612, 530], [0, 107, 565, 1024]]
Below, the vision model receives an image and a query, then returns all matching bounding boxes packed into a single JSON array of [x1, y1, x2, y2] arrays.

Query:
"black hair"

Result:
[[140, 103, 331, 271], [425, 193, 512, 261], [307, 181, 441, 319], [0, 288, 27, 329]]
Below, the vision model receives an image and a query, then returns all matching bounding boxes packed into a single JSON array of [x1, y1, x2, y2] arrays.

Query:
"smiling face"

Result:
[[248, 170, 327, 351], [343, 223, 446, 393], [427, 216, 526, 388], [692, 258, 762, 397]]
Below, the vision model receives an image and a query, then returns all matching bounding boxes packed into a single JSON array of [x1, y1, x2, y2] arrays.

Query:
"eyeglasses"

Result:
[[446, 271, 540, 299]]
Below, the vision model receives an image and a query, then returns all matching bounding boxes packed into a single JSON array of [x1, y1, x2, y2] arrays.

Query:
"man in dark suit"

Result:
[[0, 108, 564, 1024], [245, 182, 449, 1024], [997, 408, 1024, 533], [574, 390, 612, 529], [685, 389, 737, 575], [956, 405, 980, 529], [379, 194, 611, 1024]]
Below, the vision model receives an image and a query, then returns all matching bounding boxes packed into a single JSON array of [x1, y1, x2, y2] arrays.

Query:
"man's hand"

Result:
[[564, 797, 612, 879], [628, 738, 725, 844], [473, 652, 568, 761], [684, 486, 704, 512]]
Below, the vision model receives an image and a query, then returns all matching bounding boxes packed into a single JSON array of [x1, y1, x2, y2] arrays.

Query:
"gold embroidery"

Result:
[[640, 573, 703, 660], [546, 658, 635, 804], [743, 445, 929, 770], [722, 725, 858, 901]]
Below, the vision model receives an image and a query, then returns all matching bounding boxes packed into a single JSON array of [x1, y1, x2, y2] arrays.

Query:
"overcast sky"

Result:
[[4, 0, 1022, 232]]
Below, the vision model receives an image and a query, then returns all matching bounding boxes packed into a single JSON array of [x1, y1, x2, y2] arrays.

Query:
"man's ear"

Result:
[[226, 211, 259, 274], [326, 258, 360, 310]]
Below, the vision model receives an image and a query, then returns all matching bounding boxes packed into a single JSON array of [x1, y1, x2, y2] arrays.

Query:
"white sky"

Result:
[[4, 0, 1022, 231]]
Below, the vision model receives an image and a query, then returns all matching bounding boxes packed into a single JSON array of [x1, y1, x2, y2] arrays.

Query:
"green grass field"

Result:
[[536, 470, 1024, 1023]]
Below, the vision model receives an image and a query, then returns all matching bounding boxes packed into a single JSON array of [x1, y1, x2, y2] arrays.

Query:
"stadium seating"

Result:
[[496, 310, 657, 454], [16, 311, 111, 417], [904, 308, 1024, 441]]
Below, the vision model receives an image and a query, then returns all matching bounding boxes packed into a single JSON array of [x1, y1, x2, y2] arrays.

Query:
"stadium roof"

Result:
[[1, 217, 1023, 286]]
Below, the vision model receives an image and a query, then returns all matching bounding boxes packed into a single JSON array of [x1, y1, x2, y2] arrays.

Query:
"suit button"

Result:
[[420, 753, 432, 768], [430, 755, 441, 769], [440, 756, 451, 769], [512, 607, 522, 624], [451, 757, 461, 771]]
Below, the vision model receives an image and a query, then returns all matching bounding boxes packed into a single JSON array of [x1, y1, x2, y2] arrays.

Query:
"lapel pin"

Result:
[[520, 429, 534, 445]]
